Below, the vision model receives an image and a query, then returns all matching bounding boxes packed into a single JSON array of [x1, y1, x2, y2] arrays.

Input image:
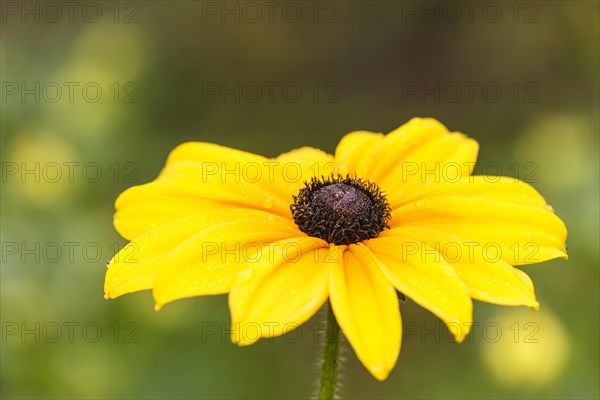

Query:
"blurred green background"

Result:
[[1, 1, 598, 399]]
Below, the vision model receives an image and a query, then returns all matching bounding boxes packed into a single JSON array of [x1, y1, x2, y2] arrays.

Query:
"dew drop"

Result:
[[397, 188, 405, 197], [525, 232, 533, 238], [262, 197, 274, 209]]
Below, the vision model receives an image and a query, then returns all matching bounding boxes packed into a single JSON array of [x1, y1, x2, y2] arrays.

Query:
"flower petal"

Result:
[[272, 147, 336, 196], [115, 171, 291, 240], [159, 143, 291, 203], [365, 238, 473, 342], [229, 237, 332, 345], [382, 227, 539, 309], [329, 244, 401, 381], [152, 213, 303, 308], [163, 141, 269, 170], [388, 176, 548, 210], [114, 194, 232, 241], [105, 209, 279, 299], [114, 142, 294, 240], [390, 196, 568, 265], [350, 117, 478, 183], [334, 131, 384, 176]]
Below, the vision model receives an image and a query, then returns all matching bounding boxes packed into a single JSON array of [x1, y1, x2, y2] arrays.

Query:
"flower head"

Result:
[[105, 117, 567, 380]]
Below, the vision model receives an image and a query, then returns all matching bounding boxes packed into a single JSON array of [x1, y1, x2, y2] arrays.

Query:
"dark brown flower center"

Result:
[[290, 175, 391, 245]]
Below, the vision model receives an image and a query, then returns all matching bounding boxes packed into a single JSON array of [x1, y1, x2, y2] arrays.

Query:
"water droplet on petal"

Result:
[[266, 213, 276, 222], [262, 197, 274, 209], [525, 232, 533, 238]]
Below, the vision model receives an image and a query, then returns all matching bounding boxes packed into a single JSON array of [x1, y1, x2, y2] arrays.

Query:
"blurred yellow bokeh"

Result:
[[481, 307, 569, 388], [6, 128, 79, 206]]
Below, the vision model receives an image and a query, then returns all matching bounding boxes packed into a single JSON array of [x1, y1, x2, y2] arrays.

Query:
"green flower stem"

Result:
[[319, 301, 341, 400]]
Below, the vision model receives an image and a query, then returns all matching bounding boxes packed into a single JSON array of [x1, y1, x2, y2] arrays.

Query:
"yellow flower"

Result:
[[105, 117, 567, 380]]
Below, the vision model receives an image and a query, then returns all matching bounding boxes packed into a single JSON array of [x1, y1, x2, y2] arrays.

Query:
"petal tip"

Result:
[[103, 286, 120, 300], [229, 318, 257, 346], [454, 329, 469, 344], [368, 363, 392, 381], [232, 331, 258, 346], [449, 318, 472, 343]]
